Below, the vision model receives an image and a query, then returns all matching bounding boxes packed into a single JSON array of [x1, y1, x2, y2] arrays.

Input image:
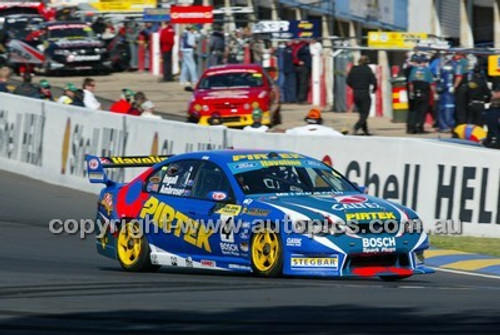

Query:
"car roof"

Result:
[[168, 149, 305, 165]]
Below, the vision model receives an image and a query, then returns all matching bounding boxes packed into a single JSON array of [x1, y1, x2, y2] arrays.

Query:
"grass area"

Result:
[[429, 235, 500, 257]]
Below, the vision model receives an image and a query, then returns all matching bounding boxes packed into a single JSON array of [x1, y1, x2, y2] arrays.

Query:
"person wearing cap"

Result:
[[140, 100, 161, 119], [38, 79, 54, 101], [110, 89, 135, 114], [346, 55, 377, 135], [57, 83, 78, 105], [407, 54, 434, 134], [13, 73, 39, 98], [285, 108, 344, 136], [243, 109, 269, 132]]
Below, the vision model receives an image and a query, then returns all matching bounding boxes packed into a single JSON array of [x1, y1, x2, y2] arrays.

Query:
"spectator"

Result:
[[58, 83, 77, 104], [483, 97, 500, 149], [140, 100, 161, 119], [243, 109, 269, 132], [180, 25, 198, 89], [13, 73, 40, 98], [346, 55, 377, 135], [125, 20, 140, 70], [407, 54, 434, 134], [39, 79, 54, 101], [91, 17, 106, 36], [72, 89, 85, 107], [128, 91, 147, 116], [292, 40, 312, 104], [277, 42, 296, 103], [0, 66, 10, 93], [467, 65, 491, 125], [453, 54, 469, 124], [286, 108, 344, 136], [141, 22, 158, 70], [437, 58, 456, 132], [209, 25, 225, 66], [110, 89, 135, 114], [82, 78, 101, 110], [227, 29, 245, 64], [160, 22, 175, 82]]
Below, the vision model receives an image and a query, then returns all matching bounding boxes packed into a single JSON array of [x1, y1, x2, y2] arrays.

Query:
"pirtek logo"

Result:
[[139, 197, 213, 253], [346, 212, 396, 221]]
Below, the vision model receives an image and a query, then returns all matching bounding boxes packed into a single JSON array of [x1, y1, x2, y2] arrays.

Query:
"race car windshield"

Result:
[[198, 72, 264, 89], [48, 27, 94, 40], [5, 18, 43, 39], [234, 166, 357, 195]]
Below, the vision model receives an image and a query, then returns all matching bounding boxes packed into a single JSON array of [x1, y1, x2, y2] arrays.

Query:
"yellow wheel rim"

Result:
[[252, 230, 279, 272], [117, 222, 143, 266]]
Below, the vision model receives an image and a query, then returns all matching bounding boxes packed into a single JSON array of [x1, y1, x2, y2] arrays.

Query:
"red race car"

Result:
[[187, 64, 281, 128]]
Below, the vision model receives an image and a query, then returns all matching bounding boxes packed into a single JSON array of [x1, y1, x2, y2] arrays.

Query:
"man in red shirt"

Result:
[[160, 22, 175, 82], [110, 89, 135, 114]]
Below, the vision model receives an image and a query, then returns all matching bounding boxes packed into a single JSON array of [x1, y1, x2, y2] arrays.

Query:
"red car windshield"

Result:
[[198, 72, 264, 89]]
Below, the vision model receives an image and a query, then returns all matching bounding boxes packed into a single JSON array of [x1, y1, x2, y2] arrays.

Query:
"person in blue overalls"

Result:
[[407, 54, 434, 134], [437, 58, 456, 132]]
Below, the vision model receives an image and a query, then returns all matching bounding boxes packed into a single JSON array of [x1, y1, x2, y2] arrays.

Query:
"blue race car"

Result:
[[86, 150, 434, 281]]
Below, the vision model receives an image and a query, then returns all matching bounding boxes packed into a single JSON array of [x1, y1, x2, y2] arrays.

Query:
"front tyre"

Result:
[[117, 221, 159, 272], [251, 229, 282, 277]]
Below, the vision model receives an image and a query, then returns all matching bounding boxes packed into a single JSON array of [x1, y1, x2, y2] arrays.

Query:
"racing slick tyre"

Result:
[[379, 275, 412, 281], [250, 229, 283, 277], [117, 221, 159, 272]]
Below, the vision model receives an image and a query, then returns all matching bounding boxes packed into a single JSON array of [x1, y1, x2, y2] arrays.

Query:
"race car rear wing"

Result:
[[85, 154, 172, 185]]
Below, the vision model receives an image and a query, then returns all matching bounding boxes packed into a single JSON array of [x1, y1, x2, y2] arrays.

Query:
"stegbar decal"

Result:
[[86, 150, 434, 280]]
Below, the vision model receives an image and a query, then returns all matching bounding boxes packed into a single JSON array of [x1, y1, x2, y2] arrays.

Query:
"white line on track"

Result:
[[433, 267, 500, 280]]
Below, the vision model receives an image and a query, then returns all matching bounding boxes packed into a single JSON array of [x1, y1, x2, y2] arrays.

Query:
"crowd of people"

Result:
[[345, 51, 500, 146], [0, 67, 161, 119]]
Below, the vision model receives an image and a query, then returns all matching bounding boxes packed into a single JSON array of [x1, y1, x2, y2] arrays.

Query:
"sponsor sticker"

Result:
[[215, 204, 242, 216], [286, 237, 302, 247], [362, 237, 396, 253], [101, 193, 113, 215], [220, 242, 239, 256], [244, 208, 270, 217], [345, 212, 396, 221], [291, 256, 338, 269], [211, 191, 227, 201], [201, 259, 216, 267], [88, 158, 99, 170]]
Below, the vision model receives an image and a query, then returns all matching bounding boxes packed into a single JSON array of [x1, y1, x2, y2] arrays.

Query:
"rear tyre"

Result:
[[117, 221, 159, 272], [250, 229, 282, 277], [380, 275, 412, 281]]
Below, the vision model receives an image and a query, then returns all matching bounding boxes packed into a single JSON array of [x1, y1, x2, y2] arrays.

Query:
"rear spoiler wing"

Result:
[[85, 154, 172, 185]]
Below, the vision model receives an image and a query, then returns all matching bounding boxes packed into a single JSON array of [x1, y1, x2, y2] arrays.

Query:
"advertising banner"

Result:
[[89, 0, 156, 13], [253, 20, 321, 39], [170, 5, 214, 24], [368, 32, 428, 49]]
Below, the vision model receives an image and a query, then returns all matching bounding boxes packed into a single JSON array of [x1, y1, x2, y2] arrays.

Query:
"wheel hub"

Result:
[[128, 240, 134, 249], [263, 243, 271, 255]]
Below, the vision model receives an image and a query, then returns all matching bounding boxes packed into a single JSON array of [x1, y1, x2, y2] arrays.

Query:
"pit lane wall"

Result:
[[1, 93, 499, 237]]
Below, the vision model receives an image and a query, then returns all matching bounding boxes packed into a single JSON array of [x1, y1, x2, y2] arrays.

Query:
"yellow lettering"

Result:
[[153, 202, 165, 228], [183, 219, 199, 246], [139, 197, 158, 218], [173, 211, 188, 237], [196, 224, 214, 252]]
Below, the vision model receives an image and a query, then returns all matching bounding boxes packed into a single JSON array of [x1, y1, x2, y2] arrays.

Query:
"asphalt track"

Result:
[[0, 170, 500, 334]]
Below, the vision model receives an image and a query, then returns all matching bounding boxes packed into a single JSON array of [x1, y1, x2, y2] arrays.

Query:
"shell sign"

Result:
[[170, 5, 214, 24]]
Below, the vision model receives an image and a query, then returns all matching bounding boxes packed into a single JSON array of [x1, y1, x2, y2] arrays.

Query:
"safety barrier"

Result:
[[1, 93, 499, 237]]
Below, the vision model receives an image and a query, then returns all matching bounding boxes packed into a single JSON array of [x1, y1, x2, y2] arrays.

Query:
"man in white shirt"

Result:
[[243, 108, 269, 132], [82, 78, 101, 110], [286, 108, 344, 136], [140, 100, 162, 119]]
